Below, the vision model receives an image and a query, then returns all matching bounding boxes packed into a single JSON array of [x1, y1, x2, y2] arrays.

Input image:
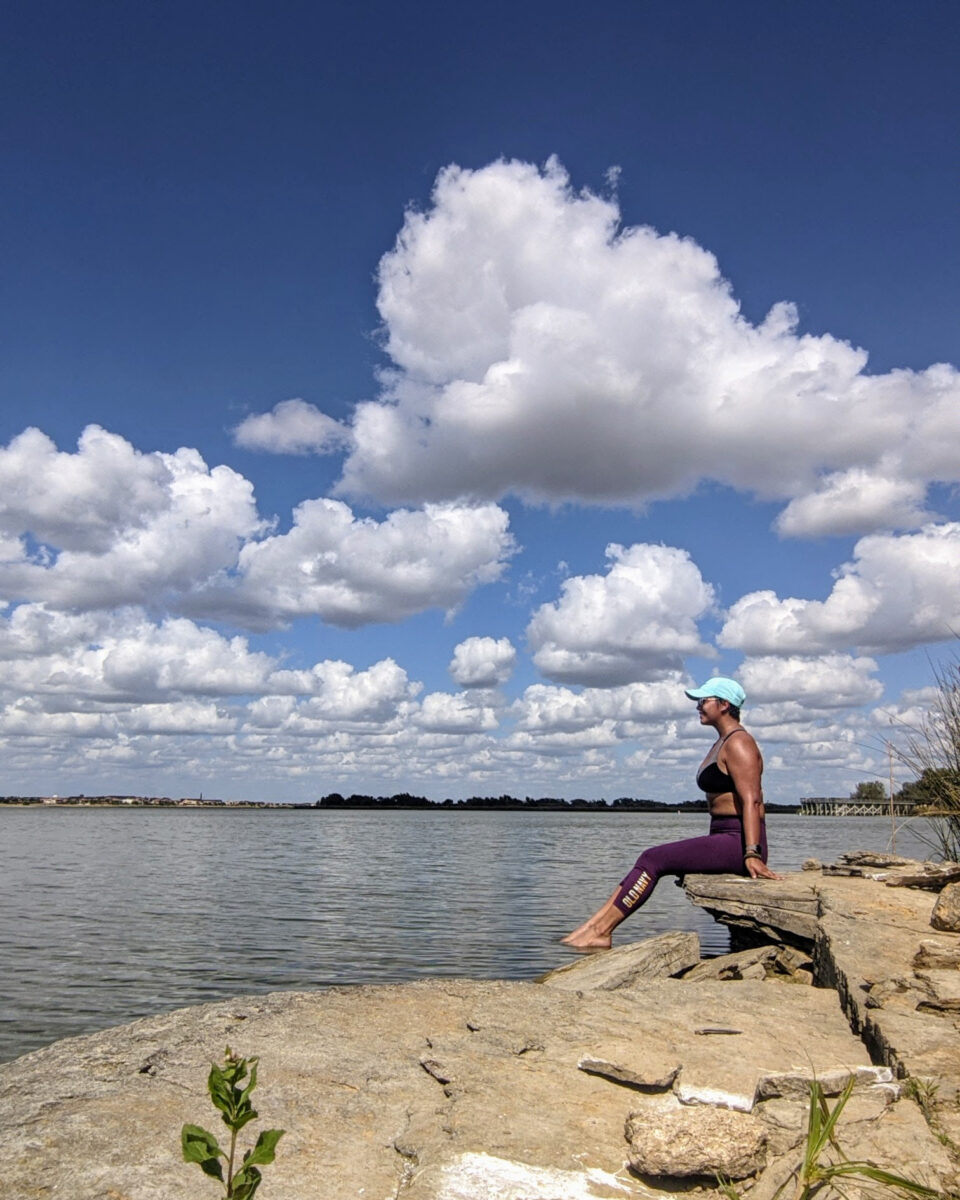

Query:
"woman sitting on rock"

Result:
[[561, 677, 780, 950]]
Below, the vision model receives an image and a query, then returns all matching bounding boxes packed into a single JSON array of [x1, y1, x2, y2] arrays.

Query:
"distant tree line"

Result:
[[314, 792, 801, 812]]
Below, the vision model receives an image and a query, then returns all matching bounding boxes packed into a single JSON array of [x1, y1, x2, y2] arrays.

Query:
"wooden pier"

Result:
[[799, 795, 917, 816]]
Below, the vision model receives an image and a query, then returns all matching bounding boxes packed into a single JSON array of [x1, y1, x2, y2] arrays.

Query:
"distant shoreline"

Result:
[[1, 794, 801, 812]]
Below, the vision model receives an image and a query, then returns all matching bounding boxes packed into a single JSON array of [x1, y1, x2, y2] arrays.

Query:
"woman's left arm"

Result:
[[724, 734, 781, 880]]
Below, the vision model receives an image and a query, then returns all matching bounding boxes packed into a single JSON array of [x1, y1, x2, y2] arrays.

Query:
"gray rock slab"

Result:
[[681, 943, 813, 983], [677, 865, 960, 1166], [681, 944, 779, 981], [812, 872, 960, 1143], [914, 968, 960, 1013], [540, 930, 700, 992], [914, 938, 960, 968], [0, 977, 875, 1200], [753, 1065, 896, 1103], [683, 874, 820, 944], [887, 866, 960, 890], [578, 1056, 681, 1091]]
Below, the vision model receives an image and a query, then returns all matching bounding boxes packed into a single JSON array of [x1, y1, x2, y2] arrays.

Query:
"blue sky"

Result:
[[1, 1, 958, 802]]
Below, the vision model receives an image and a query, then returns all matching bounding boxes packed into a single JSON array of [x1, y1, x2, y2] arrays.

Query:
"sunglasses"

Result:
[[696, 697, 719, 710]]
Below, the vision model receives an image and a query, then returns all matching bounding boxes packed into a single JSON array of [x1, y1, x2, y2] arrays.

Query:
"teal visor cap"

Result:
[[684, 677, 746, 707]]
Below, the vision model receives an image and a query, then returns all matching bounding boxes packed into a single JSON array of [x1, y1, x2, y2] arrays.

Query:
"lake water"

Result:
[[0, 807, 934, 1063]]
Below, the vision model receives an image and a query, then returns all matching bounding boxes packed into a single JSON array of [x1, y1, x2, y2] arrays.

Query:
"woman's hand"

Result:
[[745, 856, 782, 880]]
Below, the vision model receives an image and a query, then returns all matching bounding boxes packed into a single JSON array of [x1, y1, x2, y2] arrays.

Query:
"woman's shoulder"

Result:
[[723, 726, 760, 754]]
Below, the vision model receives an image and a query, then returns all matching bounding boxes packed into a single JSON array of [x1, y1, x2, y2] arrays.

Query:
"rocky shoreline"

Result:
[[2, 852, 959, 1199]]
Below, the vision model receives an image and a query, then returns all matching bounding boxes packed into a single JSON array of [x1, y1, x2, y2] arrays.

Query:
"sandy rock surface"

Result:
[[0, 972, 890, 1200]]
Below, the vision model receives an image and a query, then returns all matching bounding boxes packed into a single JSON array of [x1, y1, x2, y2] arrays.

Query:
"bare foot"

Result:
[[560, 928, 612, 950], [560, 919, 593, 943]]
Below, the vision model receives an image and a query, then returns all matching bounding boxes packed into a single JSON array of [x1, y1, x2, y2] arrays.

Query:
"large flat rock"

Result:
[[1, 975, 884, 1200], [686, 861, 960, 1152]]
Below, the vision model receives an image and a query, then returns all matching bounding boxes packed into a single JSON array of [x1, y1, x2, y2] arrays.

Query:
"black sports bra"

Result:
[[696, 728, 747, 794]]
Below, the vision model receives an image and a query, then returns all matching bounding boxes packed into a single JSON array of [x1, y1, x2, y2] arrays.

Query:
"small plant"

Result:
[[181, 1046, 285, 1199], [890, 651, 960, 862], [720, 1078, 941, 1200]]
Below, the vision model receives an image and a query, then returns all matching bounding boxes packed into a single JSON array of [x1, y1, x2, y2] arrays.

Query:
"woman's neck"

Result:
[[714, 714, 742, 738]]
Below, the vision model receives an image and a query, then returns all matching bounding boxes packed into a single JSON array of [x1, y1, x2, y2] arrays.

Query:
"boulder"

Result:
[[624, 1101, 767, 1178], [931, 881, 960, 931]]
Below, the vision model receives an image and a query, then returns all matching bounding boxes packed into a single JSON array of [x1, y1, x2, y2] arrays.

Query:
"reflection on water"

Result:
[[0, 807, 930, 1062]]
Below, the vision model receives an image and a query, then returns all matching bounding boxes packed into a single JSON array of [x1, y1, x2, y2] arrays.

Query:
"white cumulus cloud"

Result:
[[738, 654, 883, 708], [319, 158, 960, 534], [0, 430, 262, 611], [774, 466, 932, 538], [526, 543, 714, 685], [0, 427, 514, 631], [0, 425, 173, 552], [449, 636, 517, 687], [416, 691, 500, 733], [720, 523, 960, 655], [196, 499, 515, 629], [233, 398, 351, 455]]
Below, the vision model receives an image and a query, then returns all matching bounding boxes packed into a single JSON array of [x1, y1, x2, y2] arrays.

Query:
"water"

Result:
[[0, 807, 932, 1063]]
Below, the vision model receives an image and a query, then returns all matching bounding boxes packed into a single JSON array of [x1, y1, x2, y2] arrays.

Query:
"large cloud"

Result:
[[526, 543, 714, 685], [0, 605, 420, 712], [0, 426, 515, 629], [0, 431, 262, 611], [196, 498, 515, 629], [295, 158, 960, 532], [720, 523, 960, 655], [0, 426, 173, 552]]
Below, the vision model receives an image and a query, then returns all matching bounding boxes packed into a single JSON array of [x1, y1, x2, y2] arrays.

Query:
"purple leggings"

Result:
[[613, 815, 768, 915]]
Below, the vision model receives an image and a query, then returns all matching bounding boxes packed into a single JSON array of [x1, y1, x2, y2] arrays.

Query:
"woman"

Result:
[[561, 676, 780, 950]]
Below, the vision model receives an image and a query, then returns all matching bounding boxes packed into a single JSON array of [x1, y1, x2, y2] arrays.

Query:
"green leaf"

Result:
[[223, 1057, 247, 1089], [208, 1063, 235, 1119], [230, 1164, 263, 1200], [181, 1124, 225, 1180], [243, 1128, 285, 1167], [819, 1077, 855, 1151], [239, 1057, 259, 1104], [232, 1104, 259, 1131], [825, 1161, 940, 1196]]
